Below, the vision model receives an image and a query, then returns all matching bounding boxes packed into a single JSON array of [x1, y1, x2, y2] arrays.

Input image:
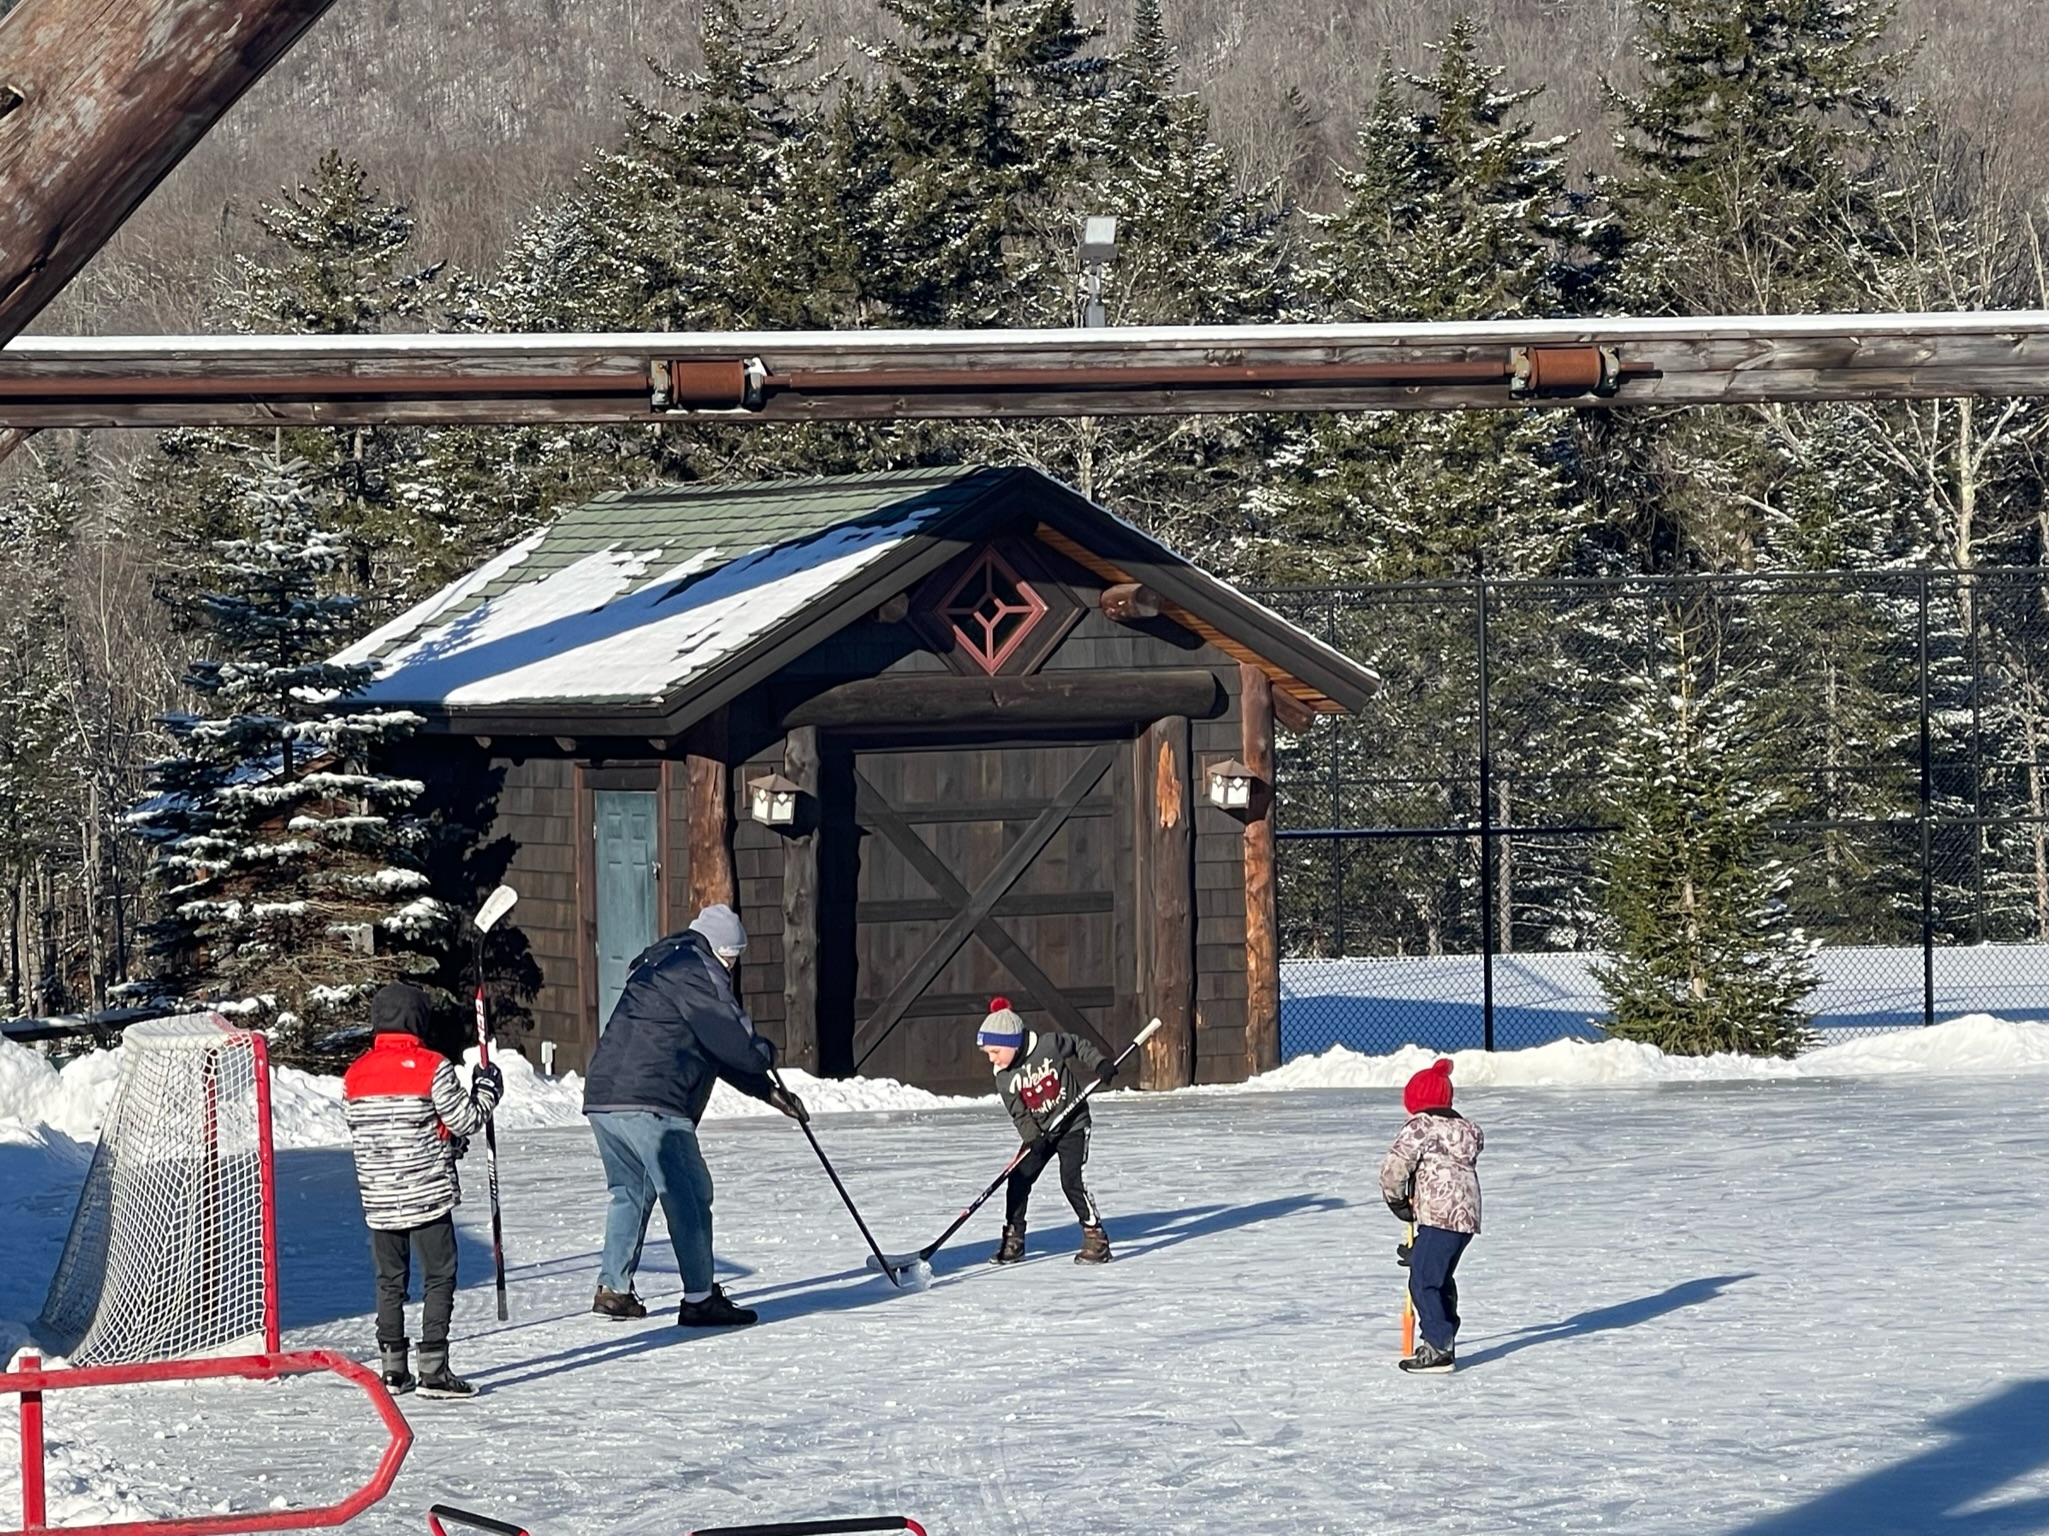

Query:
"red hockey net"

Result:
[[38, 1015, 279, 1365]]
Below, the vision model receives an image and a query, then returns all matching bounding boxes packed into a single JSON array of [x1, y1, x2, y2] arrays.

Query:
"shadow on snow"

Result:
[[1725, 1377, 2047, 1536], [469, 1194, 1347, 1390], [1454, 1272, 1758, 1369]]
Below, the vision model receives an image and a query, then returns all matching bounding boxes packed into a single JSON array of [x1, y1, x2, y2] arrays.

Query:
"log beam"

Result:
[[780, 726, 821, 1073], [1137, 716, 1195, 1090], [683, 710, 734, 917], [0, 0, 341, 342], [0, 311, 2042, 427], [782, 669, 1223, 729], [1240, 664, 1280, 1078]]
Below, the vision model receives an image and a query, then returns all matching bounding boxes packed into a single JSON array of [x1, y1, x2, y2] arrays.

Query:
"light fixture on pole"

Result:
[[748, 773, 804, 827], [1080, 215, 1118, 328], [1206, 758, 1260, 812]]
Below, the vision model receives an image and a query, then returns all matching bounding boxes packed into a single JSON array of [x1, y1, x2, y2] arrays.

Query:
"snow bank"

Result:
[[8, 1014, 2037, 1155], [0, 1039, 977, 1153], [1238, 1012, 2049, 1092]]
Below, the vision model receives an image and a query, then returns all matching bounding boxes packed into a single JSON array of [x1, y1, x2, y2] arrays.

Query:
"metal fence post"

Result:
[[1919, 570, 1935, 1031], [1476, 571, 1495, 1051]]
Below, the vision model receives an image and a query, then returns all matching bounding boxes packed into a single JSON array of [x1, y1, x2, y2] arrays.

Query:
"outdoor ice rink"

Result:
[[6, 1044, 2044, 1536]]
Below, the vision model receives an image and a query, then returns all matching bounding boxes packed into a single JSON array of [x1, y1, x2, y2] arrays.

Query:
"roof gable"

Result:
[[338, 465, 1377, 730]]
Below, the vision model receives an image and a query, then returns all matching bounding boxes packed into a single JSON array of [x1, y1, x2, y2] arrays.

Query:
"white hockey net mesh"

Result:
[[39, 1014, 275, 1365]]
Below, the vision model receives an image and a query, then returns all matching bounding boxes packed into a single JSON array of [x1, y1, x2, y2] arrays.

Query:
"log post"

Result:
[[1136, 715, 1195, 1089], [0, 0, 342, 342], [1241, 665, 1280, 1076], [780, 725, 821, 1072], [684, 710, 735, 917]]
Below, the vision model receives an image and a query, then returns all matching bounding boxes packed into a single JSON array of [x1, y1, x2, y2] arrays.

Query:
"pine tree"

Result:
[[973, 0, 1295, 536], [234, 151, 445, 335], [839, 0, 1107, 326], [141, 155, 449, 621], [1601, 0, 1911, 573], [127, 457, 451, 1060], [1242, 20, 1603, 585], [1593, 600, 1818, 1055]]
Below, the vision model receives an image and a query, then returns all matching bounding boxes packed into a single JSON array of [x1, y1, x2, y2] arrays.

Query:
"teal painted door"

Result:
[[595, 790, 661, 1030]]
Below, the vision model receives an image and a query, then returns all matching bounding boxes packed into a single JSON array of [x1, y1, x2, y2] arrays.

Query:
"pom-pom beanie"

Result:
[[1403, 1057, 1455, 1114], [976, 996, 1025, 1049]]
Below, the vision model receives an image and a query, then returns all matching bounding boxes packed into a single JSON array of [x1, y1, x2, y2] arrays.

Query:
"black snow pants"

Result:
[[1005, 1123, 1098, 1228], [371, 1212, 458, 1349]]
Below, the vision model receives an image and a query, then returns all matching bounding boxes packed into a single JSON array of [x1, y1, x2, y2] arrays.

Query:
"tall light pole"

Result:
[[1080, 215, 1118, 328]]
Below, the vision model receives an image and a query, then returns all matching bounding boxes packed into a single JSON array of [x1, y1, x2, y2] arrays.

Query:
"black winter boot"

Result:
[[592, 1286, 649, 1320], [990, 1223, 1027, 1264], [676, 1285, 758, 1327], [1398, 1340, 1455, 1374], [1075, 1224, 1113, 1264], [415, 1345, 479, 1398], [378, 1341, 414, 1397]]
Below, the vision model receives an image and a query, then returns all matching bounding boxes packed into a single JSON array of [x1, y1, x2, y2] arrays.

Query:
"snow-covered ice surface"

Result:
[[2, 1022, 2045, 1536]]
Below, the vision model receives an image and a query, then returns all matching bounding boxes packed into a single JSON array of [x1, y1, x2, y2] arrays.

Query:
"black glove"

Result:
[[1029, 1135, 1057, 1160], [767, 1085, 809, 1124], [1395, 1240, 1412, 1268], [447, 1132, 470, 1160], [1094, 1059, 1118, 1088], [472, 1062, 504, 1109], [1386, 1197, 1415, 1223]]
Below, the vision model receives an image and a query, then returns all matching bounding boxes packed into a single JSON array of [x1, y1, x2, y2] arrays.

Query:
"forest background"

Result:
[[0, 0, 2044, 1054]]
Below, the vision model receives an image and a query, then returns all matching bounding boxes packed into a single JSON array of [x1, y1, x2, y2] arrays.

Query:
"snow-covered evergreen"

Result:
[[126, 459, 450, 1059], [1593, 602, 1819, 1055]]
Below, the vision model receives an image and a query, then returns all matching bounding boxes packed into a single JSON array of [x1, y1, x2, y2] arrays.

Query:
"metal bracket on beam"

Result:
[[648, 356, 768, 413], [1509, 344, 1622, 397]]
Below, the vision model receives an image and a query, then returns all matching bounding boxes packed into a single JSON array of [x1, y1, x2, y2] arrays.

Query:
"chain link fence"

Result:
[[1255, 569, 2049, 1059]]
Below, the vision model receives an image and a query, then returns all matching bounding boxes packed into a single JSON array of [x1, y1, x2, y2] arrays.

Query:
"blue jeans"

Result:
[[588, 1111, 716, 1296], [1408, 1224, 1474, 1352]]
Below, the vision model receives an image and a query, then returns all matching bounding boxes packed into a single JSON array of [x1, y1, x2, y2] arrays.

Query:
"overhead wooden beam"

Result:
[[0, 311, 2043, 427], [0, 0, 342, 343]]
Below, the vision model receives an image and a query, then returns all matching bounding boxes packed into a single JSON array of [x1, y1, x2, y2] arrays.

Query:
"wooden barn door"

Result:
[[830, 737, 1128, 1096]]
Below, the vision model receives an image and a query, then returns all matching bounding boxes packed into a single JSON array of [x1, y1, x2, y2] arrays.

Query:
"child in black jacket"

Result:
[[978, 997, 1118, 1265]]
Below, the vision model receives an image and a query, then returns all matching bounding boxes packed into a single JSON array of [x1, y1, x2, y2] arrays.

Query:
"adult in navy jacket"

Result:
[[582, 903, 806, 1327]]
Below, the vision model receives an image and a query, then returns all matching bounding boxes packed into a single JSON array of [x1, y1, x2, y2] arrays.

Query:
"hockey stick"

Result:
[[1399, 1219, 1417, 1358], [868, 1017, 1161, 1277], [472, 883, 518, 1321], [771, 1066, 909, 1290]]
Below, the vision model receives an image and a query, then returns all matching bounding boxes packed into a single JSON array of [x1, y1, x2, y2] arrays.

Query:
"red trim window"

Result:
[[936, 547, 1049, 675]]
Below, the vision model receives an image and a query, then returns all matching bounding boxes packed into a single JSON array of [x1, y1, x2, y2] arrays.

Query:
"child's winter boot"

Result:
[[1075, 1224, 1113, 1264], [415, 1345, 479, 1398], [990, 1223, 1027, 1264], [378, 1340, 414, 1396], [1398, 1340, 1455, 1374]]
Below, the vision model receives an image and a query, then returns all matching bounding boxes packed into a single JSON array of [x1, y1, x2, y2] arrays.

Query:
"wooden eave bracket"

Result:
[[1031, 522, 1341, 719]]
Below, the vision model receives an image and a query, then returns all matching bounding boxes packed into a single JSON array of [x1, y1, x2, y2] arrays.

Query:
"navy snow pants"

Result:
[[1408, 1224, 1473, 1352]]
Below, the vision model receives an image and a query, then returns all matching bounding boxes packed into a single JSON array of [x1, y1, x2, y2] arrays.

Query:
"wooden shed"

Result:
[[343, 466, 1379, 1096]]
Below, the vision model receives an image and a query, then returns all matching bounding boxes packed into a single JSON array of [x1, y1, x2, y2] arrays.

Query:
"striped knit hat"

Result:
[[976, 996, 1025, 1049]]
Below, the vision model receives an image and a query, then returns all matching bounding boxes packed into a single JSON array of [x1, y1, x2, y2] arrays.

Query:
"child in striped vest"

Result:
[[343, 983, 502, 1398]]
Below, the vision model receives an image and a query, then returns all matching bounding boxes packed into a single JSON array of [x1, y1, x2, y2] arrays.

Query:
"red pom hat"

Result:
[[1403, 1057, 1455, 1114]]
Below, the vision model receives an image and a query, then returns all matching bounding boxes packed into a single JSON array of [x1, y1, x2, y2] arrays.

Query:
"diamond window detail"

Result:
[[937, 548, 1049, 675]]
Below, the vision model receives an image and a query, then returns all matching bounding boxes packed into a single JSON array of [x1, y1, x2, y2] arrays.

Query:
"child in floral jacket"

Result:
[[1378, 1057, 1483, 1373]]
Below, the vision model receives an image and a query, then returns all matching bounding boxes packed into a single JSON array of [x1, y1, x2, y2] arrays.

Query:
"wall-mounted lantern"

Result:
[[748, 773, 804, 827], [1206, 758, 1261, 812]]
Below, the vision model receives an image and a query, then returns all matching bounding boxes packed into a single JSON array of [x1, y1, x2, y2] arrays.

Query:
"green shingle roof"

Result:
[[442, 466, 1001, 617]]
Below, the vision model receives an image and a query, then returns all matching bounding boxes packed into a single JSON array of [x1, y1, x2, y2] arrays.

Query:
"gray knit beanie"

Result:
[[688, 903, 748, 959]]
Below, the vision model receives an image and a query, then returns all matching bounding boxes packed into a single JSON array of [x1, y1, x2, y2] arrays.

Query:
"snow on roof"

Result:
[[337, 469, 987, 711]]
